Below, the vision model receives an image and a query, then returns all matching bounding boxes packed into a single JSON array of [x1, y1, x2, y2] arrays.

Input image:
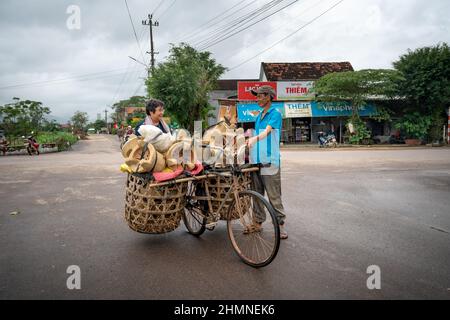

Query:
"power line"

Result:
[[193, 0, 283, 46], [198, 0, 301, 50], [124, 0, 146, 63], [110, 25, 149, 106], [177, 0, 252, 42], [158, 0, 178, 19], [190, 0, 280, 46], [0, 68, 130, 90], [152, 0, 166, 15], [219, 0, 327, 63], [229, 0, 345, 71]]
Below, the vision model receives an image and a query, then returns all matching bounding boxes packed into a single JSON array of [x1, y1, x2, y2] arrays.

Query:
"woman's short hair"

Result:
[[145, 99, 164, 115]]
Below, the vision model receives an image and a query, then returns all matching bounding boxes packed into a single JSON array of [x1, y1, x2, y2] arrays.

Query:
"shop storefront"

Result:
[[283, 101, 312, 143], [235, 100, 378, 144], [221, 81, 381, 144]]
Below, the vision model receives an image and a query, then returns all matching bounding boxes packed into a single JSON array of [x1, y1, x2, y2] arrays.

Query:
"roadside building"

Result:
[[215, 62, 398, 144]]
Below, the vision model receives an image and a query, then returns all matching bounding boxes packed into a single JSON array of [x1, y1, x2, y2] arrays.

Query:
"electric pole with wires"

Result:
[[142, 14, 159, 76], [104, 108, 108, 132]]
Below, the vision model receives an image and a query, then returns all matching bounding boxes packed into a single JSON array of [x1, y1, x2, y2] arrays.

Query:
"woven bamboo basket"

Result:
[[205, 171, 252, 220], [125, 173, 188, 234]]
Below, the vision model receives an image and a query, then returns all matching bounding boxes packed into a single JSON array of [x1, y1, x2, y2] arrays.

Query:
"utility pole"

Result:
[[104, 108, 108, 132], [142, 14, 159, 76]]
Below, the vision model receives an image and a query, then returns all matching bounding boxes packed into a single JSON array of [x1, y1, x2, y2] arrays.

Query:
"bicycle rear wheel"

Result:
[[182, 182, 206, 236], [226, 190, 280, 268]]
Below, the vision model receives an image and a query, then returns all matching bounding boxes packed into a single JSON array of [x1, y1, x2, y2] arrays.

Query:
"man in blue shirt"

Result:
[[246, 85, 288, 239]]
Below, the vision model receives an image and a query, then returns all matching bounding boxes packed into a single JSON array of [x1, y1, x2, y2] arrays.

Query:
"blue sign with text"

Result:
[[237, 102, 284, 122], [312, 101, 377, 117]]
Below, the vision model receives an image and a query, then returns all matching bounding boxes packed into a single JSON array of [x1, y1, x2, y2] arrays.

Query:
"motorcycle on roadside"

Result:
[[317, 131, 337, 148], [24, 134, 40, 155]]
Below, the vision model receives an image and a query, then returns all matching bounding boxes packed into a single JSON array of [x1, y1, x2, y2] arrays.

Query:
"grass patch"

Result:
[[36, 132, 78, 151]]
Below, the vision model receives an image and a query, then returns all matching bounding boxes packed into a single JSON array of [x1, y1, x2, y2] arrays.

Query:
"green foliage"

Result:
[[127, 110, 146, 124], [130, 118, 142, 128], [36, 131, 78, 151], [0, 98, 51, 136], [393, 42, 450, 114], [393, 43, 450, 141], [346, 117, 372, 144], [70, 111, 89, 132], [370, 105, 394, 122], [146, 43, 226, 131], [427, 109, 446, 142], [314, 69, 403, 115], [394, 112, 432, 140], [90, 119, 106, 132], [41, 119, 60, 132]]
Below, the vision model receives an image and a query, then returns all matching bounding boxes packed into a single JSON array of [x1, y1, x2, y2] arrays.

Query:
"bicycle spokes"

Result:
[[227, 190, 280, 267]]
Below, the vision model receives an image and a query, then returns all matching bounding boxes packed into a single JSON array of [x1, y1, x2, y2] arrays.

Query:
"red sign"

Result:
[[238, 81, 277, 100]]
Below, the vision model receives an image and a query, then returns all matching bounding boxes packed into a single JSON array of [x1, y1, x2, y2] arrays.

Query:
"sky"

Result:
[[0, 0, 449, 123]]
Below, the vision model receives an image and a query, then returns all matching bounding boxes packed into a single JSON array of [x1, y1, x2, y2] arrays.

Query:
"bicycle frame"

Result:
[[149, 166, 259, 226]]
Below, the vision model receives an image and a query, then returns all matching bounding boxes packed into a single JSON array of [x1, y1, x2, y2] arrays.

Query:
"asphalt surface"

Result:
[[0, 135, 449, 299]]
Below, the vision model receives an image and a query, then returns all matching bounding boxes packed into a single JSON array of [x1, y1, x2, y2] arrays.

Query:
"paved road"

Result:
[[1, 135, 449, 299]]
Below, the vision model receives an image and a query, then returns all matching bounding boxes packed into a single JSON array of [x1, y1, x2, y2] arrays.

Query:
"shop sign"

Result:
[[237, 102, 284, 122], [237, 81, 277, 100], [277, 81, 315, 100], [312, 101, 377, 117], [284, 102, 312, 118]]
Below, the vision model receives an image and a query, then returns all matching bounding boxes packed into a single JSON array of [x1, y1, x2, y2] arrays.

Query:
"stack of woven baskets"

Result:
[[125, 173, 188, 234], [121, 126, 194, 234]]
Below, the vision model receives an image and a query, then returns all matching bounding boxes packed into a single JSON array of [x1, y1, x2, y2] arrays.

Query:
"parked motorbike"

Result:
[[24, 134, 40, 155], [318, 131, 337, 148]]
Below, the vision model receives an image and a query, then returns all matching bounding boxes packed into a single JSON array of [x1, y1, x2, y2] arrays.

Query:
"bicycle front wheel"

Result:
[[226, 190, 280, 268]]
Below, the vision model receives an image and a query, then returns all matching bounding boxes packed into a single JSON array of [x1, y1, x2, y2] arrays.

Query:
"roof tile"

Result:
[[262, 62, 354, 81]]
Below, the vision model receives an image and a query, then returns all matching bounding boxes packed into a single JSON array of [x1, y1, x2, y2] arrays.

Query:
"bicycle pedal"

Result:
[[205, 222, 217, 230]]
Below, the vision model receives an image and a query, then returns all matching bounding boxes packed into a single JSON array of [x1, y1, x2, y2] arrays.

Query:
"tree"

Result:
[[314, 69, 402, 115], [0, 97, 51, 136], [314, 69, 403, 144], [111, 96, 147, 125], [41, 119, 59, 132], [393, 42, 450, 142], [91, 119, 106, 132], [146, 43, 226, 132], [71, 111, 89, 133]]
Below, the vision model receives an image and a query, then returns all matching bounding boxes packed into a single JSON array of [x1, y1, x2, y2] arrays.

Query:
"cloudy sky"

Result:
[[0, 0, 449, 122]]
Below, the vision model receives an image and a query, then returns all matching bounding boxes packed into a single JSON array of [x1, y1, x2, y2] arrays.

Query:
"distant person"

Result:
[[117, 127, 124, 141], [135, 99, 171, 135], [0, 137, 9, 156], [126, 125, 134, 136]]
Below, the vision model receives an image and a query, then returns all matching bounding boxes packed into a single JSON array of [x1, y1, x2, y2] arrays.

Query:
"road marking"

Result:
[[429, 226, 450, 234], [0, 180, 32, 184]]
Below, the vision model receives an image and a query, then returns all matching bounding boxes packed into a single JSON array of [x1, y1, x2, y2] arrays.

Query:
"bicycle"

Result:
[[181, 165, 280, 268]]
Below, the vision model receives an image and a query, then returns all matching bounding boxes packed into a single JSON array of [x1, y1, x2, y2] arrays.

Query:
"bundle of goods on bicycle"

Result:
[[119, 125, 199, 179], [120, 121, 250, 175], [201, 120, 249, 168]]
